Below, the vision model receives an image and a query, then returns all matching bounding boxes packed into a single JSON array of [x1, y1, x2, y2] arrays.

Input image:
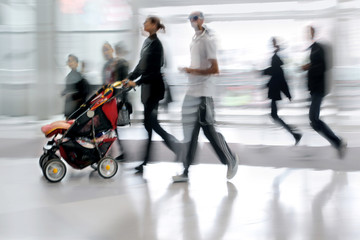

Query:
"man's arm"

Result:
[[302, 63, 311, 71], [183, 59, 219, 75]]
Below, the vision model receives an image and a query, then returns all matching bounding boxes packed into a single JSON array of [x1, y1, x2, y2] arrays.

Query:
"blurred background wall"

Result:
[[0, 0, 359, 126]]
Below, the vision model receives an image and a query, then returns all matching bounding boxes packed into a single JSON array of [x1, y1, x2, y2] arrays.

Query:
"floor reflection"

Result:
[[311, 172, 348, 240]]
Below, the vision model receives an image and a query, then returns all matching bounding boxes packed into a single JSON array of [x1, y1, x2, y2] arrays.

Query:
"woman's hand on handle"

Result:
[[122, 79, 136, 88]]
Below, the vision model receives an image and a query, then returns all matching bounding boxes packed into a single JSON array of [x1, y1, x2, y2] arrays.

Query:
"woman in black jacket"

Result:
[[263, 38, 302, 145], [123, 16, 179, 172]]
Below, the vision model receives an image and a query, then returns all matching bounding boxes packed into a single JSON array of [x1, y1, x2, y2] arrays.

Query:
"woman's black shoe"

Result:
[[115, 153, 125, 161], [294, 133, 302, 145], [134, 164, 145, 173]]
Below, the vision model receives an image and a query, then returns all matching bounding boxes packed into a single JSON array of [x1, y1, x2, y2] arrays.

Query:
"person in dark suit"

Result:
[[123, 16, 180, 172], [62, 54, 89, 120], [301, 26, 347, 158], [263, 37, 302, 145]]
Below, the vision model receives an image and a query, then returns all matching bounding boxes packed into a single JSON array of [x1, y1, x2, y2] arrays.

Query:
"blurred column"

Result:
[[333, 1, 360, 122], [128, 0, 143, 114], [32, 0, 57, 119], [129, 0, 141, 67]]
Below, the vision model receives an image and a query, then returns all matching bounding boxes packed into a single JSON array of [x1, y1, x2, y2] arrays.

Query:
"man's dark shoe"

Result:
[[337, 140, 347, 159]]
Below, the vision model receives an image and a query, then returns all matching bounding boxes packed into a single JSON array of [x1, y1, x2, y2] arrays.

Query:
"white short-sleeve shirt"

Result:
[[187, 28, 217, 97]]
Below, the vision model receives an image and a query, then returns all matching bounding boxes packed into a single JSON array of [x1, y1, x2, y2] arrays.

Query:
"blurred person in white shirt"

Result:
[[173, 11, 239, 182]]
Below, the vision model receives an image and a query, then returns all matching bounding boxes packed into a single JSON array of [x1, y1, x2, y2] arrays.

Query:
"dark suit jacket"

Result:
[[128, 34, 165, 104], [115, 58, 129, 82], [308, 42, 326, 95], [263, 53, 291, 101], [102, 59, 116, 85], [63, 70, 89, 118]]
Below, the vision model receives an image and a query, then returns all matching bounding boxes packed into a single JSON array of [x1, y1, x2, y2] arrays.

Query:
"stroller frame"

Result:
[[40, 81, 131, 182]]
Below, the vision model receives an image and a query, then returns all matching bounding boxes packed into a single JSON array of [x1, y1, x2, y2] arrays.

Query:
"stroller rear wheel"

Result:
[[43, 158, 67, 183], [39, 154, 49, 169], [98, 157, 118, 179]]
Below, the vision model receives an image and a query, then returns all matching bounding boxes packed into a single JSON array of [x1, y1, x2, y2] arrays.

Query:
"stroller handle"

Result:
[[67, 85, 106, 120], [79, 81, 122, 108], [67, 81, 132, 120]]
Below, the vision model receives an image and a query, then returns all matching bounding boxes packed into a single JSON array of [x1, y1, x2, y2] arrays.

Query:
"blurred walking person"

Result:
[[123, 16, 180, 173], [102, 42, 127, 160], [263, 37, 302, 145], [114, 42, 132, 124], [173, 11, 239, 182], [102, 42, 118, 85], [114, 42, 130, 82], [62, 54, 89, 120], [301, 26, 347, 158]]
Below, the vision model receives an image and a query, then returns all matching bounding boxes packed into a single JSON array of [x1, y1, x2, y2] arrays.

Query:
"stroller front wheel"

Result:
[[98, 157, 118, 179], [43, 158, 67, 183]]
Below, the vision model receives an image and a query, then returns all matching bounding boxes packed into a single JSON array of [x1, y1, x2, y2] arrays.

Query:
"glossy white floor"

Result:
[[1, 159, 360, 240], [1, 117, 360, 240]]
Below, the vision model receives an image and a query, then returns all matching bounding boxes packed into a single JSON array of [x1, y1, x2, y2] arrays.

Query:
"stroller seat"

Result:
[[41, 120, 75, 138]]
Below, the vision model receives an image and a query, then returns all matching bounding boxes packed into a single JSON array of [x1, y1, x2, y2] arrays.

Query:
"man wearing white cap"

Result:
[[173, 11, 239, 182]]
